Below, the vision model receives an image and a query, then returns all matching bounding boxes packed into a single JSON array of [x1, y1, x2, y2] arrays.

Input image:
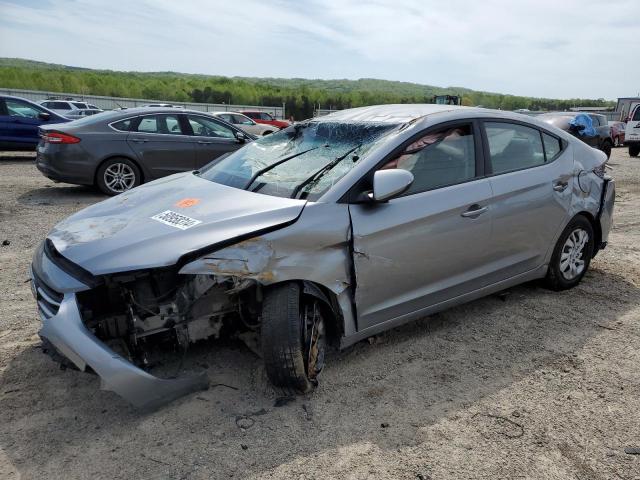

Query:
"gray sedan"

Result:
[[30, 104, 615, 408], [35, 108, 253, 195]]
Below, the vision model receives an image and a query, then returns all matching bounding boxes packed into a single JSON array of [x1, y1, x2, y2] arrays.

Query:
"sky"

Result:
[[0, 0, 638, 100]]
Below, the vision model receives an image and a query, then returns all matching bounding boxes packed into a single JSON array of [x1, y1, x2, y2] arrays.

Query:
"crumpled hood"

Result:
[[48, 172, 306, 275]]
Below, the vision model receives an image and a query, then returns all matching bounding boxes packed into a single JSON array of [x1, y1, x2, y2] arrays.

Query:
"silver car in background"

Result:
[[30, 104, 615, 408]]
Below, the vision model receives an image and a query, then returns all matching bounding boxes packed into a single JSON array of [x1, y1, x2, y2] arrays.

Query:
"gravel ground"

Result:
[[0, 148, 639, 480]]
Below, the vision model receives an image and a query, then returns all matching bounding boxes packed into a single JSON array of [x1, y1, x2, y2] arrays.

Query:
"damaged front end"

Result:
[[31, 240, 265, 409]]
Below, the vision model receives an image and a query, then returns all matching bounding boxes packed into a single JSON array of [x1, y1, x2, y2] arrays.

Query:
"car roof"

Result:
[[317, 104, 480, 123]]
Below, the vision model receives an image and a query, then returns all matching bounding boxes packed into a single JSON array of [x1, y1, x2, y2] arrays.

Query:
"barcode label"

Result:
[[151, 210, 202, 230]]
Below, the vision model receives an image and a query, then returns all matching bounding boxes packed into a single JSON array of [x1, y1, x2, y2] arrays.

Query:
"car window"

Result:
[[632, 107, 640, 122], [134, 114, 182, 134], [53, 102, 72, 110], [187, 115, 235, 138], [588, 115, 600, 127], [542, 132, 562, 160], [233, 114, 253, 125], [5, 99, 42, 118], [111, 118, 133, 131], [72, 102, 88, 109], [485, 122, 545, 174], [260, 113, 274, 121], [243, 112, 258, 119], [381, 124, 476, 195]]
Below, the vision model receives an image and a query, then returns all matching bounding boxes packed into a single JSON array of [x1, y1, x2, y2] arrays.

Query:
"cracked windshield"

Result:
[[198, 121, 400, 200]]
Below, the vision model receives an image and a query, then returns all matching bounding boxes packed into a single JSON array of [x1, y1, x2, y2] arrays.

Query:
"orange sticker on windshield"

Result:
[[175, 198, 200, 208]]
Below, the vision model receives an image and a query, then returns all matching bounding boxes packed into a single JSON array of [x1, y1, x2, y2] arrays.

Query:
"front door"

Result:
[[349, 122, 495, 331], [126, 114, 195, 178]]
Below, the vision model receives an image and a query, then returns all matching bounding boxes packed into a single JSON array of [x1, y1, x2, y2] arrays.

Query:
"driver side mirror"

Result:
[[235, 131, 249, 143], [38, 112, 51, 121], [370, 169, 414, 202]]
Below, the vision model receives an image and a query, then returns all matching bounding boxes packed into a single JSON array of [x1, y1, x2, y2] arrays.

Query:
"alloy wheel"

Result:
[[104, 163, 136, 193], [559, 228, 589, 280]]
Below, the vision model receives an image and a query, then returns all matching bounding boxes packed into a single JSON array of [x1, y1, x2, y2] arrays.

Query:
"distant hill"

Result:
[[0, 57, 614, 119]]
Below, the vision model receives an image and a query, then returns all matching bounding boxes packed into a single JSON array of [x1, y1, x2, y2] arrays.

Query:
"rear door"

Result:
[[126, 114, 196, 179], [483, 120, 572, 279], [349, 121, 495, 330], [183, 114, 241, 168]]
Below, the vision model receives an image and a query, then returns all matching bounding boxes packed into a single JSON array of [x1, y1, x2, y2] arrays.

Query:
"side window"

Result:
[[381, 124, 476, 195], [5, 99, 42, 118], [260, 113, 273, 121], [485, 122, 545, 174], [54, 102, 72, 110], [632, 107, 640, 121], [187, 115, 235, 139], [134, 115, 182, 134], [111, 118, 132, 131], [542, 132, 562, 160], [233, 114, 253, 125]]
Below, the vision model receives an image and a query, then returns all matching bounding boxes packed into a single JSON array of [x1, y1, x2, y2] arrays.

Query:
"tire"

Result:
[[96, 157, 141, 195], [600, 140, 612, 159], [614, 136, 620, 147], [630, 145, 640, 157], [544, 215, 594, 291], [261, 283, 326, 394]]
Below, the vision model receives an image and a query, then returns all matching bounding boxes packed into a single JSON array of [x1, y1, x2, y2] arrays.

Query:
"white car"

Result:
[[212, 112, 275, 136], [39, 100, 100, 116], [624, 103, 640, 157]]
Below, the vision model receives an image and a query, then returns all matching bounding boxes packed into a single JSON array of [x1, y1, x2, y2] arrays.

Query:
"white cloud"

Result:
[[0, 0, 638, 98]]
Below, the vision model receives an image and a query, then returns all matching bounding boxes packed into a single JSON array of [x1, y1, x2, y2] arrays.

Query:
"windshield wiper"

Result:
[[244, 146, 321, 192], [290, 143, 361, 199]]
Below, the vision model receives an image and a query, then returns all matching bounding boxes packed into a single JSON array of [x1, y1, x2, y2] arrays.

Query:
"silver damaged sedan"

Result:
[[30, 105, 615, 408]]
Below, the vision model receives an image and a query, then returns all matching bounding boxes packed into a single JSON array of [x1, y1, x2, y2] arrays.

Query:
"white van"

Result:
[[625, 103, 640, 157]]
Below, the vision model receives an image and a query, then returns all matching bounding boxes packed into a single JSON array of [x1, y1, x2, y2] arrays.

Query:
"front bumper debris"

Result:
[[30, 247, 209, 409]]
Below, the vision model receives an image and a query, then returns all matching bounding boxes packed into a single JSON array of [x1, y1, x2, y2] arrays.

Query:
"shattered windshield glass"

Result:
[[197, 121, 400, 200]]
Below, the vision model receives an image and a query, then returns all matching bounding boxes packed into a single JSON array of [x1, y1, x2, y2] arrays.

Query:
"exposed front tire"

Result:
[[96, 157, 141, 195], [600, 140, 612, 159], [630, 145, 640, 157], [261, 283, 326, 394], [544, 215, 594, 291]]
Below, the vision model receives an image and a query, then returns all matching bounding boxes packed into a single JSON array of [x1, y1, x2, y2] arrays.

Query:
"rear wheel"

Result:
[[544, 216, 594, 291], [630, 145, 640, 157], [96, 157, 141, 195], [261, 283, 326, 394], [601, 140, 612, 159]]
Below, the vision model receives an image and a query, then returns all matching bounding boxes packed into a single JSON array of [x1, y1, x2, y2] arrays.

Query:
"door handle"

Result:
[[461, 205, 488, 218], [131, 138, 148, 143], [553, 181, 568, 192], [197, 140, 213, 145]]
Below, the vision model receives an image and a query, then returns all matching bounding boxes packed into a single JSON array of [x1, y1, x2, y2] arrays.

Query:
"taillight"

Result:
[[41, 132, 81, 144]]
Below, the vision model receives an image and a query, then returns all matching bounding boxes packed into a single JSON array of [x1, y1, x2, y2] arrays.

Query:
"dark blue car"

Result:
[[0, 95, 70, 150]]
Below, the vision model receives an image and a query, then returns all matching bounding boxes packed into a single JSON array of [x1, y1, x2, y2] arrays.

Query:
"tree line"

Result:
[[0, 58, 614, 119]]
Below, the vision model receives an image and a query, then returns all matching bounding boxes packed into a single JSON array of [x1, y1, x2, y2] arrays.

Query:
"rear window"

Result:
[[111, 119, 132, 131], [72, 102, 88, 109]]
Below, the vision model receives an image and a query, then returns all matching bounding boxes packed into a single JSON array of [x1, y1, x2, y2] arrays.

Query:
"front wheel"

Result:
[[630, 145, 640, 157], [261, 283, 326, 394], [544, 216, 594, 291], [601, 140, 612, 159], [96, 157, 141, 195]]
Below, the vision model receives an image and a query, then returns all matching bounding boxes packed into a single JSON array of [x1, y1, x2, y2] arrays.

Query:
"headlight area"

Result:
[[75, 268, 262, 373]]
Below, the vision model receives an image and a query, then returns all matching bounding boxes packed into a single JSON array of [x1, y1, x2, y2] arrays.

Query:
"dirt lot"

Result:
[[0, 148, 639, 480]]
